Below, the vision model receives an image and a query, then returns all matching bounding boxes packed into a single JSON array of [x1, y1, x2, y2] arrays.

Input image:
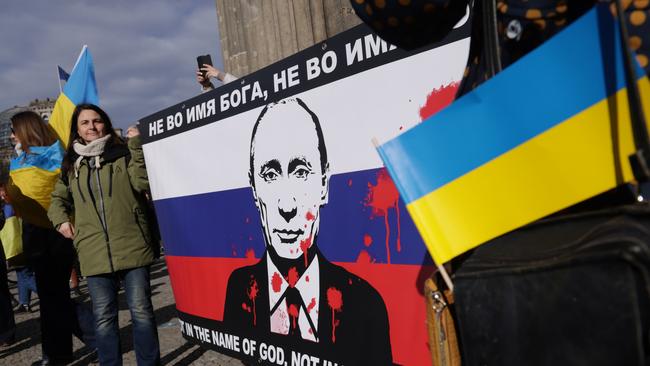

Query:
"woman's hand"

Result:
[[58, 222, 75, 239]]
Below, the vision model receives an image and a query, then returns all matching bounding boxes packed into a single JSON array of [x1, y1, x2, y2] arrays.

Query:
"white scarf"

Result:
[[72, 134, 111, 177]]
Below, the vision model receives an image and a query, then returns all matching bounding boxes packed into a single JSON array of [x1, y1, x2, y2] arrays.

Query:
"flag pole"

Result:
[[371, 136, 455, 292], [57, 65, 63, 94]]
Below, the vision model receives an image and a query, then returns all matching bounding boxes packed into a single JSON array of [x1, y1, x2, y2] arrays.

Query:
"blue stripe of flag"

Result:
[[379, 5, 641, 204], [154, 168, 431, 265], [64, 47, 99, 105]]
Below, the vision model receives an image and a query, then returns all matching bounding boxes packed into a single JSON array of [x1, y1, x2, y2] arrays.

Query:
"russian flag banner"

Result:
[[139, 22, 470, 365]]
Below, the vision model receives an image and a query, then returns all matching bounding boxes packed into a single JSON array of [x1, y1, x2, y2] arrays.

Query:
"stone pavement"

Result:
[[0, 257, 245, 366]]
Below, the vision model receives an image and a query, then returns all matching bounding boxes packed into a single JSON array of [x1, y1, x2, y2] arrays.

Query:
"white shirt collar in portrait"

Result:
[[267, 254, 320, 342]]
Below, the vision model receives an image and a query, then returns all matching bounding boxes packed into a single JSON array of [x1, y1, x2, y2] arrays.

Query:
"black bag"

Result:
[[453, 204, 650, 366]]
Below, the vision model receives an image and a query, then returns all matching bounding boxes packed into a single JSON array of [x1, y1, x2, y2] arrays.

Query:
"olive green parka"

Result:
[[48, 135, 155, 276]]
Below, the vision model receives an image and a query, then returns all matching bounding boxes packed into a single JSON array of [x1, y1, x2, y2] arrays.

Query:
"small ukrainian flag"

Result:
[[377, 5, 650, 265], [50, 45, 99, 147]]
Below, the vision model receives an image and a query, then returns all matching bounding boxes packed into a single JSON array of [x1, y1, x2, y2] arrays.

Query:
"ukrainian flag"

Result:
[[49, 45, 99, 147], [377, 5, 650, 265], [8, 46, 98, 227]]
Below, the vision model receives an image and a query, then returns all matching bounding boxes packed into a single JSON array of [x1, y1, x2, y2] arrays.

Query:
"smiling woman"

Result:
[[48, 103, 161, 365]]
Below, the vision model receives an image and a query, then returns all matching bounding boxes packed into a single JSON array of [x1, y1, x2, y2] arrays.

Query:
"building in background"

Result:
[[216, 0, 360, 76], [28, 97, 56, 122]]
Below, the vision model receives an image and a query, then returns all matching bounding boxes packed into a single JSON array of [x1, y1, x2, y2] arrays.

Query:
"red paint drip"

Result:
[[306, 211, 316, 221], [419, 82, 459, 121], [327, 287, 343, 343], [245, 248, 255, 259], [356, 250, 373, 264], [287, 267, 299, 288], [288, 304, 299, 330], [305, 275, 310, 283], [241, 303, 251, 312], [365, 168, 401, 263], [300, 236, 312, 267], [307, 297, 317, 313], [271, 272, 282, 293], [363, 234, 373, 247], [247, 278, 259, 326]]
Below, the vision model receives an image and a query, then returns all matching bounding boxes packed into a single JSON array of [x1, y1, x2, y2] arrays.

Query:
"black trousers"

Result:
[[23, 223, 79, 362], [0, 243, 15, 343]]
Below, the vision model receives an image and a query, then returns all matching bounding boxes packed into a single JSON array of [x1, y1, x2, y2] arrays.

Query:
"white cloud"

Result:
[[0, 0, 223, 129]]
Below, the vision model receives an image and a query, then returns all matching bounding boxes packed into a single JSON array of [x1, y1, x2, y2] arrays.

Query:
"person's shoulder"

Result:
[[226, 259, 266, 287], [319, 257, 386, 308]]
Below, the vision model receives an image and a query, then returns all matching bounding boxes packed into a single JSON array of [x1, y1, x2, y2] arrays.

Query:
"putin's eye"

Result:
[[293, 167, 310, 180], [260, 168, 280, 182]]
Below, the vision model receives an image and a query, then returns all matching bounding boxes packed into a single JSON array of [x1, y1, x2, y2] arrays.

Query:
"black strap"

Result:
[[482, 0, 502, 78], [615, 0, 650, 189]]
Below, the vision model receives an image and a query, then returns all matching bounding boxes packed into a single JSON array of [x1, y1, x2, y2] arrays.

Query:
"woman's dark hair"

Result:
[[62, 104, 124, 174], [10, 111, 58, 153]]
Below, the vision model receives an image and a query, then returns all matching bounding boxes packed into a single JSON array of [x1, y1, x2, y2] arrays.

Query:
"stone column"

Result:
[[216, 0, 361, 76]]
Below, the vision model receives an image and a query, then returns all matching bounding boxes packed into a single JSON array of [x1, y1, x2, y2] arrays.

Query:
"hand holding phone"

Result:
[[197, 54, 213, 79]]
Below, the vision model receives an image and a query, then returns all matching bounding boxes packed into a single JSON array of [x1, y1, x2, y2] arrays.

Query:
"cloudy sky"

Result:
[[0, 0, 224, 130]]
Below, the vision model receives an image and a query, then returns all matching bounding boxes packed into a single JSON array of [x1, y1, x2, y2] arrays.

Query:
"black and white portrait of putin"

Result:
[[224, 98, 392, 364]]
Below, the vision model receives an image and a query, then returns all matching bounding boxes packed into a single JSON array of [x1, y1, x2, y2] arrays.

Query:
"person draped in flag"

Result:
[[7, 111, 96, 365], [48, 104, 160, 366]]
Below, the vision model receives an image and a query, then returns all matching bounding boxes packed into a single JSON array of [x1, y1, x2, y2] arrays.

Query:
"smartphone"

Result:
[[197, 54, 213, 79]]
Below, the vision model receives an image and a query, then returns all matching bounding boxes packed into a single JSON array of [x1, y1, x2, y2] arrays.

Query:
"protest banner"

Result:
[[140, 20, 470, 365]]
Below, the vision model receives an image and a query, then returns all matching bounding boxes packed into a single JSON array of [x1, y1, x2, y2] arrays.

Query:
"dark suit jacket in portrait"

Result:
[[224, 250, 393, 365]]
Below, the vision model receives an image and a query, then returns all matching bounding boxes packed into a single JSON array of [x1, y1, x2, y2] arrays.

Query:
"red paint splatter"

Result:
[[356, 250, 373, 264], [288, 304, 299, 330], [419, 82, 459, 121], [271, 272, 282, 293], [245, 248, 255, 259], [363, 234, 373, 247], [306, 211, 316, 221], [365, 168, 402, 263], [399, 125, 404, 130], [348, 179, 353, 187], [242, 303, 251, 312], [300, 236, 312, 267], [307, 297, 317, 313], [287, 267, 299, 288], [327, 287, 343, 343], [247, 278, 259, 326], [305, 275, 310, 282], [348, 279, 352, 285]]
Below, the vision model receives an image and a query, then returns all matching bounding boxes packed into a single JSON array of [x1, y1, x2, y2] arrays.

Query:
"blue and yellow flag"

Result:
[[377, 6, 650, 265], [0, 204, 23, 260], [8, 46, 98, 227], [49, 45, 99, 147]]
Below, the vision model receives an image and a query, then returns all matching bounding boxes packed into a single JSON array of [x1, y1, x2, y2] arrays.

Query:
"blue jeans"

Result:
[[16, 266, 37, 306], [87, 266, 160, 366]]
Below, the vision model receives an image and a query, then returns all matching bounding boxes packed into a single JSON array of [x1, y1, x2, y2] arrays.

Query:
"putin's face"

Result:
[[250, 102, 329, 260]]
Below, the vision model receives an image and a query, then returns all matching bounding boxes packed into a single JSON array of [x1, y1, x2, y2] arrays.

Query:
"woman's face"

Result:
[[77, 109, 106, 143], [10, 126, 20, 146]]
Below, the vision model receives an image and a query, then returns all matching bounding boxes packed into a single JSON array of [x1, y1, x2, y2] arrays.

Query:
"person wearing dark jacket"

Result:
[[48, 104, 160, 366], [0, 207, 15, 349], [8, 110, 96, 366]]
